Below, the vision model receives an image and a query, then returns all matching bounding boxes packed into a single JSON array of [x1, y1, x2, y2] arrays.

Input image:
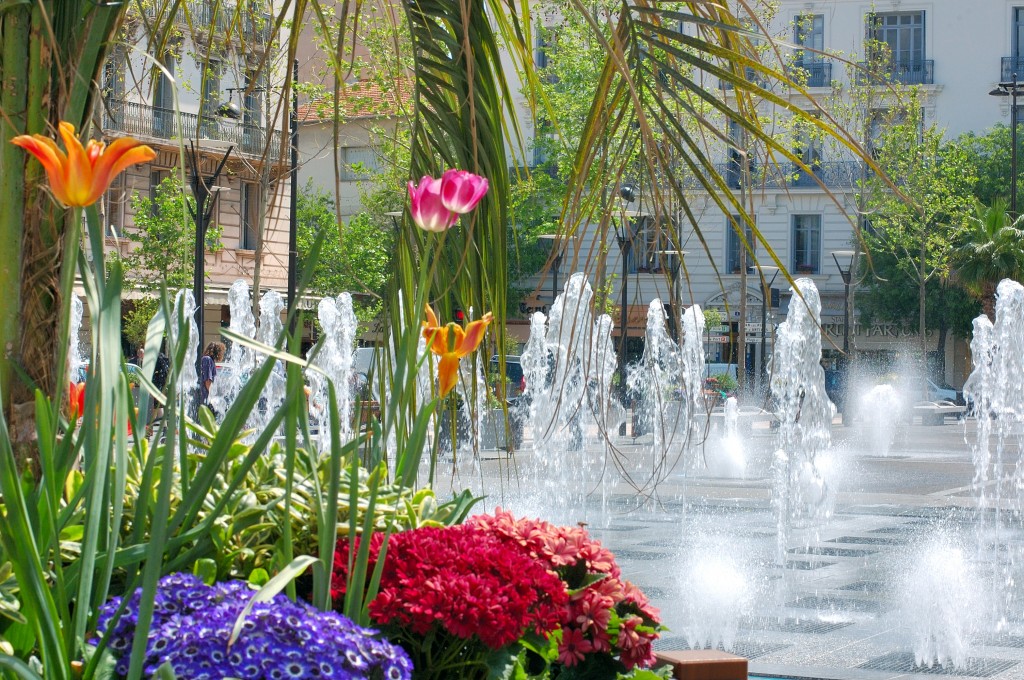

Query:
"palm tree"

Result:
[[953, 198, 1024, 320]]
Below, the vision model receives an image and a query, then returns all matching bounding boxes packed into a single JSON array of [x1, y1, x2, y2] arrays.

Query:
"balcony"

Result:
[[102, 99, 283, 162], [1001, 56, 1024, 82], [718, 66, 764, 90], [684, 160, 860, 190], [855, 59, 934, 86], [143, 1, 273, 45], [791, 60, 833, 88]]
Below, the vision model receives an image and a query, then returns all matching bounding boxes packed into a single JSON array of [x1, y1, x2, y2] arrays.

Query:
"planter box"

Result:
[[480, 409, 507, 450], [654, 649, 747, 680]]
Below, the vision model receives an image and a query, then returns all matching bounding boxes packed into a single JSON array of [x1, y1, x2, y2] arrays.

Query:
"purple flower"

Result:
[[94, 573, 412, 679]]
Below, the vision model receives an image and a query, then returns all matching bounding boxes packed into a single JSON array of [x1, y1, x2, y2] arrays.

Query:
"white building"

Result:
[[99, 0, 295, 347]]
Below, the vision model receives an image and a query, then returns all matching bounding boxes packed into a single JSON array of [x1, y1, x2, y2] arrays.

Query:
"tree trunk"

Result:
[[982, 281, 996, 322], [0, 3, 124, 468]]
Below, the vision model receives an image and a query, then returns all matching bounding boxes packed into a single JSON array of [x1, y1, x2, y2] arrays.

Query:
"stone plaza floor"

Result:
[[437, 416, 1024, 680]]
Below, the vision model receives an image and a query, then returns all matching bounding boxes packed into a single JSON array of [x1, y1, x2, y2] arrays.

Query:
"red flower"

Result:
[[470, 509, 662, 670], [558, 627, 593, 666], [333, 525, 566, 650]]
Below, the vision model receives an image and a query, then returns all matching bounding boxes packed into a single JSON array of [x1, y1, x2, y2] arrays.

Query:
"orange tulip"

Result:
[[68, 381, 86, 421], [11, 121, 155, 207], [422, 306, 493, 397]]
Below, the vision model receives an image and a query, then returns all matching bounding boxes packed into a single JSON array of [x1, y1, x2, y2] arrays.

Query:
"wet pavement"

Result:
[[434, 416, 1024, 680]]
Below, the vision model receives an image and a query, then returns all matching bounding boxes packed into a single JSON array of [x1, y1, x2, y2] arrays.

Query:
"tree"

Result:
[[952, 199, 1024, 320], [958, 125, 1019, 206], [859, 103, 977, 362], [295, 181, 393, 322], [856, 250, 978, 376], [117, 175, 223, 346]]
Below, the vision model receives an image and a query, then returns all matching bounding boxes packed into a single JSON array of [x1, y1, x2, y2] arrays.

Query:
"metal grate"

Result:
[[980, 635, 1024, 649], [785, 559, 834, 570], [787, 595, 884, 613], [612, 549, 672, 561], [653, 638, 790, 661], [826, 535, 907, 546], [858, 652, 1017, 677], [788, 546, 879, 558], [838, 580, 888, 593], [741, 617, 854, 635], [869, 523, 930, 534]]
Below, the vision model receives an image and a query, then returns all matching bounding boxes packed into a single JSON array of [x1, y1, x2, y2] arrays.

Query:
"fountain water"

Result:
[[169, 289, 198, 407], [255, 290, 287, 428], [675, 534, 756, 652], [209, 280, 258, 418], [69, 295, 85, 380], [307, 292, 358, 441], [770, 278, 834, 563], [857, 384, 903, 457]]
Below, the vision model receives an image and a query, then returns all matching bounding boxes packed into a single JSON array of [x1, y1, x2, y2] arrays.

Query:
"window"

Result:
[[149, 168, 170, 215], [726, 216, 754, 274], [153, 52, 176, 137], [102, 49, 125, 102], [792, 214, 821, 274], [241, 182, 260, 250], [535, 22, 549, 69], [243, 72, 263, 127], [1015, 8, 1024, 59], [868, 12, 924, 66], [104, 173, 126, 238], [794, 114, 822, 171], [867, 107, 923, 155], [794, 14, 824, 62], [339, 146, 381, 180], [200, 59, 222, 136]]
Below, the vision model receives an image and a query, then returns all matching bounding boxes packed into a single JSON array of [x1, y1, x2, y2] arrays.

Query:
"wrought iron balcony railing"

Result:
[[143, 1, 273, 45], [791, 60, 833, 88], [1001, 56, 1024, 82], [102, 99, 283, 162], [683, 160, 861, 190], [855, 59, 934, 86]]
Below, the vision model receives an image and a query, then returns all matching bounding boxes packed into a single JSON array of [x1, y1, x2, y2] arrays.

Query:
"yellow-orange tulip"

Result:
[[422, 306, 493, 397], [11, 121, 156, 207]]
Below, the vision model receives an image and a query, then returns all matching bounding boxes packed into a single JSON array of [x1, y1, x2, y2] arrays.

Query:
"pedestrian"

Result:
[[131, 347, 144, 366], [200, 341, 225, 409]]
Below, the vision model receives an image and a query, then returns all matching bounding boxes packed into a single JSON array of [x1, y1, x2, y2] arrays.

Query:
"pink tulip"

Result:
[[408, 176, 458, 232], [440, 169, 489, 214]]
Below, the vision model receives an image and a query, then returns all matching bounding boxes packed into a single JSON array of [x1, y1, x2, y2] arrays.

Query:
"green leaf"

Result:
[[192, 559, 218, 586], [247, 568, 270, 588], [485, 645, 520, 680], [228, 555, 318, 646]]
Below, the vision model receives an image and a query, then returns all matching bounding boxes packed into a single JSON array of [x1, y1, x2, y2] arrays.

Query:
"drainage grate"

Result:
[[740, 617, 854, 635], [980, 635, 1024, 649], [785, 559, 834, 570], [788, 546, 879, 558], [787, 595, 883, 613], [826, 535, 907, 546], [857, 652, 1017, 677], [653, 638, 790, 661], [611, 549, 672, 561], [869, 523, 930, 534], [838, 580, 888, 593]]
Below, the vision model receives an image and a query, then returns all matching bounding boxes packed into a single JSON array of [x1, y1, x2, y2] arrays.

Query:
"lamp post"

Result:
[[186, 140, 233, 358], [990, 74, 1024, 216], [537, 234, 566, 305], [830, 250, 855, 357], [654, 249, 687, 341], [757, 265, 779, 390]]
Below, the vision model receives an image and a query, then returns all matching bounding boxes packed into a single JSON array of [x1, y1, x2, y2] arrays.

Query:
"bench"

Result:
[[654, 649, 748, 680], [912, 400, 966, 425]]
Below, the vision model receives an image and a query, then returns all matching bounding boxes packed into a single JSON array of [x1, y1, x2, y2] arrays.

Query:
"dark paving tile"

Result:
[[653, 638, 790, 661], [785, 559, 835, 571], [786, 595, 884, 614], [788, 546, 879, 558], [825, 535, 907, 546], [837, 580, 888, 594], [857, 651, 1017, 677], [612, 549, 673, 561], [740, 617, 854, 635]]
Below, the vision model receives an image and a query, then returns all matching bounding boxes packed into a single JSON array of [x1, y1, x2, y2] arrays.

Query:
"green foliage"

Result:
[[958, 125, 1019, 206], [952, 199, 1024, 306], [856, 249, 979, 339], [295, 180, 393, 322], [121, 175, 223, 294]]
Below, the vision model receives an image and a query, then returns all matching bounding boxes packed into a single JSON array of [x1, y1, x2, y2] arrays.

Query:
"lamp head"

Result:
[[619, 182, 638, 203], [217, 100, 243, 120]]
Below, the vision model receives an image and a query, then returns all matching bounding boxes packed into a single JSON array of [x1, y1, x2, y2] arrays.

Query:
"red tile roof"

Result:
[[297, 78, 412, 123]]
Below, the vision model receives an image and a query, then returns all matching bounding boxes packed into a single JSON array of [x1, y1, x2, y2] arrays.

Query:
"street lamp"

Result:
[[185, 140, 233, 357], [654, 249, 687, 341], [830, 250, 856, 356], [756, 265, 779, 389], [537, 234, 567, 305], [990, 74, 1024, 216], [615, 208, 645, 394]]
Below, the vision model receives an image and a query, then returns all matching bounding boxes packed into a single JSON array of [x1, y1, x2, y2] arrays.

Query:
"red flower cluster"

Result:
[[470, 509, 662, 670], [332, 525, 567, 650]]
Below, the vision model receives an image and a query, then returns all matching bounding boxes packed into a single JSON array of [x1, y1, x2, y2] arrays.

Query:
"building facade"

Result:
[[99, 0, 293, 347]]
